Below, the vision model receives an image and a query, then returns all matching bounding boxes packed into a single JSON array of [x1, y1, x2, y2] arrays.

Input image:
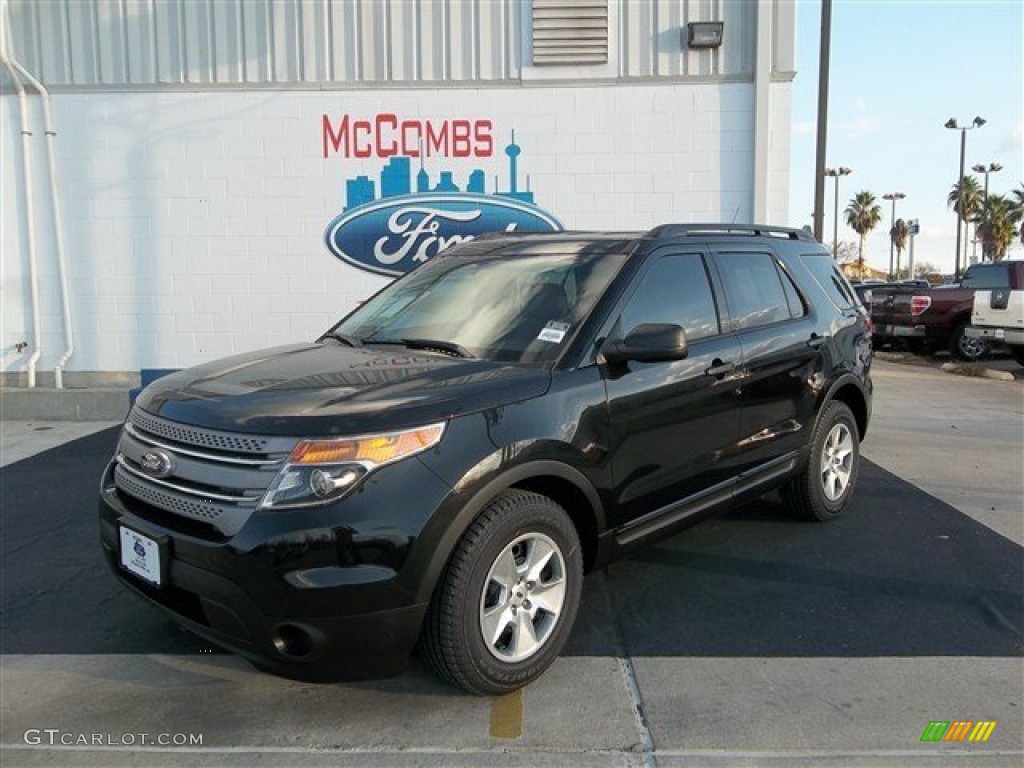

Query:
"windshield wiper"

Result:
[[402, 338, 475, 358], [364, 337, 474, 359], [318, 331, 363, 348]]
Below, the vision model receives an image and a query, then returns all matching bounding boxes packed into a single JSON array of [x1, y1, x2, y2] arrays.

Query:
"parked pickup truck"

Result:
[[966, 261, 1024, 365], [871, 262, 1024, 361]]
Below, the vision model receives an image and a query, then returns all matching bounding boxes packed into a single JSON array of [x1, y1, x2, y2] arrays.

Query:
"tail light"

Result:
[[910, 295, 932, 316]]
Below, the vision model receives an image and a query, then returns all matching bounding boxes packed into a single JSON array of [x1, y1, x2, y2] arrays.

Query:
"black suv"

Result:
[[99, 225, 873, 694]]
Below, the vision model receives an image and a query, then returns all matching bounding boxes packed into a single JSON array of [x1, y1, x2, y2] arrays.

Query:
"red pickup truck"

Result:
[[871, 261, 1024, 361]]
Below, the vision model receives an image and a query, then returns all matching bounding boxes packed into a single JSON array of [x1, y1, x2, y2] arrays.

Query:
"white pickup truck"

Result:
[[966, 260, 1024, 366]]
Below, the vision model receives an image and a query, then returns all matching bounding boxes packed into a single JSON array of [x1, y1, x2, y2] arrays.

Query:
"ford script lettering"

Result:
[[325, 194, 563, 277]]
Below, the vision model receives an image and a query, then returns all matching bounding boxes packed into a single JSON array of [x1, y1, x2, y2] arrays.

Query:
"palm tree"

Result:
[[1012, 184, 1024, 245], [845, 191, 882, 278], [976, 194, 1021, 262], [947, 176, 983, 263], [890, 218, 909, 277]]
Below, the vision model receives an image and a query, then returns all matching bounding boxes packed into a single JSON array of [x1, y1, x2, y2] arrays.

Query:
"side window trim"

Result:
[[777, 260, 809, 319]]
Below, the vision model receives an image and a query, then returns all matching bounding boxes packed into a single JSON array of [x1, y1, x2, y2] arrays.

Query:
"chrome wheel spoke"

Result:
[[826, 470, 841, 500], [524, 538, 556, 584], [489, 549, 519, 593], [482, 606, 514, 647], [529, 577, 565, 616], [511, 613, 540, 657]]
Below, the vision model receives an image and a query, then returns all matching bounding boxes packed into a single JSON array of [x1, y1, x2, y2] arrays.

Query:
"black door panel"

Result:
[[598, 249, 743, 530], [605, 334, 744, 528]]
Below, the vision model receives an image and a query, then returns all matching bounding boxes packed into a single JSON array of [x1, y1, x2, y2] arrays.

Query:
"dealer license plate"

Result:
[[119, 526, 162, 586]]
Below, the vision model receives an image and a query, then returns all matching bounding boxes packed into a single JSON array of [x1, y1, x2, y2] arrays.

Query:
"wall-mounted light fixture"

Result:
[[685, 21, 724, 49]]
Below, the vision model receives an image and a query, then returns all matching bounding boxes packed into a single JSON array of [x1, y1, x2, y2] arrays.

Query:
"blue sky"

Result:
[[788, 0, 1023, 274]]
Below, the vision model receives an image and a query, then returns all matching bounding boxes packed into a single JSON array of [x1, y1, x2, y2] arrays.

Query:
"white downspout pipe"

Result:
[[0, 27, 42, 387], [752, 0, 772, 223], [3, 25, 73, 387]]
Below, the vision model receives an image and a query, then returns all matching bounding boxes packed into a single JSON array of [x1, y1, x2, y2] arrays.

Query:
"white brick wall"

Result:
[[1, 81, 792, 374]]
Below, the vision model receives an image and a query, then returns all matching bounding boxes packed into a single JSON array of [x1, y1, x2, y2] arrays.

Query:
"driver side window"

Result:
[[619, 253, 720, 342]]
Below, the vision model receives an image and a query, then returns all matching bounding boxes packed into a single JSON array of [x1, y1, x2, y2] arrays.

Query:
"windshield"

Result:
[[329, 249, 626, 364]]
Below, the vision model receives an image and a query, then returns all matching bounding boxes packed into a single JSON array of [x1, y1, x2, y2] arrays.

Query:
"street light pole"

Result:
[[945, 116, 986, 278], [812, 0, 833, 244], [971, 161, 1003, 262], [883, 192, 906, 280], [824, 167, 852, 259], [972, 161, 1003, 199]]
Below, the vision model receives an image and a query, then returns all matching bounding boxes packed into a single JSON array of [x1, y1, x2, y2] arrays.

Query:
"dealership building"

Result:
[[1, 0, 797, 384]]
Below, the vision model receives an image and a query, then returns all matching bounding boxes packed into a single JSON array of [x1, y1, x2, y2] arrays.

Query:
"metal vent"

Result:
[[532, 0, 609, 65]]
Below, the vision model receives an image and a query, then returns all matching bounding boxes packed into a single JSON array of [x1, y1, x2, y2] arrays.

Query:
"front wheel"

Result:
[[420, 489, 583, 695], [782, 401, 861, 521]]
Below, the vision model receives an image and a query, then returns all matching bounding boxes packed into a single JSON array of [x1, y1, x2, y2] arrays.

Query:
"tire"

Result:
[[1012, 347, 1024, 367], [420, 489, 583, 695], [781, 401, 860, 521], [949, 322, 990, 362]]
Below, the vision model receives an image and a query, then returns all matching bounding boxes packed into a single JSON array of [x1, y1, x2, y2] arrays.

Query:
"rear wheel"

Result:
[[782, 401, 860, 521], [421, 490, 582, 695], [1012, 347, 1024, 367], [949, 322, 990, 362]]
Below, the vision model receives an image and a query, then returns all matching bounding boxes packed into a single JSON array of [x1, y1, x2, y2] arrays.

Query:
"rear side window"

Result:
[[716, 252, 802, 331], [800, 253, 858, 309], [962, 264, 1010, 290]]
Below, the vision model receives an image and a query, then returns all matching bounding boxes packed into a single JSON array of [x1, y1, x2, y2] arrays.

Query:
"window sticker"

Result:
[[537, 321, 570, 343]]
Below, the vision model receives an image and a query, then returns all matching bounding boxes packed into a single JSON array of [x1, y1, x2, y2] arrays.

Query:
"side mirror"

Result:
[[601, 323, 689, 364]]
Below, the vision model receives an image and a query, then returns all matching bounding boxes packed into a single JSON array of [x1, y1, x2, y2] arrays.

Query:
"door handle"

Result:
[[705, 359, 736, 378], [807, 334, 827, 349]]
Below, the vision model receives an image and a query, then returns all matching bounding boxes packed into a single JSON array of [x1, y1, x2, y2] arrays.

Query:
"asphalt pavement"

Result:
[[1, 360, 1022, 767]]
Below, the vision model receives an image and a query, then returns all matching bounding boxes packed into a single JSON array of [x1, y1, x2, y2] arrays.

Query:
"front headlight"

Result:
[[259, 422, 445, 509]]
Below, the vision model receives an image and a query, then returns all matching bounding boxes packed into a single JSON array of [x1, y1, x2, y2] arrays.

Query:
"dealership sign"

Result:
[[325, 194, 562, 278], [321, 112, 562, 277]]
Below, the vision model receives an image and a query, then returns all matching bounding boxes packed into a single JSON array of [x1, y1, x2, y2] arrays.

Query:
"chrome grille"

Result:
[[115, 465, 228, 522], [129, 408, 270, 454], [114, 407, 293, 537]]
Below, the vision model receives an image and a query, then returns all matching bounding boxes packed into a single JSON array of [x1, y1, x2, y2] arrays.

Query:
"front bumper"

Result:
[[98, 457, 453, 681]]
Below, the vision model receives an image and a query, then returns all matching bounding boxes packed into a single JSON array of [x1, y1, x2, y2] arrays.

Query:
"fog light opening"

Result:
[[273, 624, 314, 658]]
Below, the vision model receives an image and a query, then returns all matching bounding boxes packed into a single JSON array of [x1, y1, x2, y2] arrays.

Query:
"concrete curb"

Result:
[[874, 351, 1020, 381], [938, 362, 1018, 381], [0, 387, 131, 421]]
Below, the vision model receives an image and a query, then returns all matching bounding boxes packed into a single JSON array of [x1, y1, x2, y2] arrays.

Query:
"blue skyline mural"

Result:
[[344, 133, 536, 212]]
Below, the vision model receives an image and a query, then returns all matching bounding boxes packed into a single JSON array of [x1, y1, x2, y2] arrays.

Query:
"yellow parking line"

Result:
[[489, 689, 523, 739]]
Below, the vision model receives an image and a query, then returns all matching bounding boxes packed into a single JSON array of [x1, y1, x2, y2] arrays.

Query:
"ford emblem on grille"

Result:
[[139, 450, 174, 479]]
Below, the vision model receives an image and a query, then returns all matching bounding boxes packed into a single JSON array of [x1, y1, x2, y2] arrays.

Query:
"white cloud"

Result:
[[836, 116, 882, 139], [998, 121, 1023, 155]]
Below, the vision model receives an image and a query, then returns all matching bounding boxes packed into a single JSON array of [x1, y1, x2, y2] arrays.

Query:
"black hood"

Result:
[[137, 342, 550, 436]]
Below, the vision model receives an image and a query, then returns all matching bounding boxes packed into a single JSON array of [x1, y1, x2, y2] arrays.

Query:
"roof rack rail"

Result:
[[644, 224, 817, 242]]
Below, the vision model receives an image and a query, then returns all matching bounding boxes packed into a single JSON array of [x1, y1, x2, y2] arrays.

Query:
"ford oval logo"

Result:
[[325, 193, 563, 277], [139, 450, 174, 479]]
